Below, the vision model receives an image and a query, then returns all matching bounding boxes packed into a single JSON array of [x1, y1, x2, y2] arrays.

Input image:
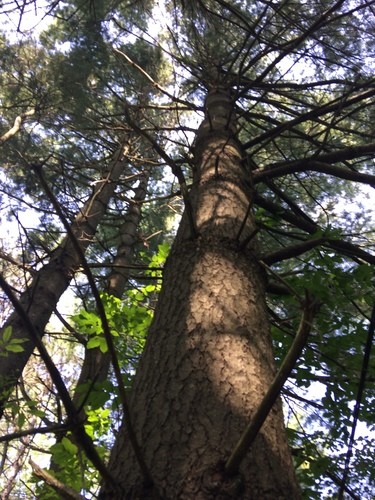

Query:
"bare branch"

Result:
[[225, 293, 320, 476], [261, 238, 325, 265], [254, 193, 375, 265], [0, 273, 115, 487], [29, 459, 86, 500], [254, 144, 375, 185], [0, 109, 35, 145], [244, 87, 375, 150]]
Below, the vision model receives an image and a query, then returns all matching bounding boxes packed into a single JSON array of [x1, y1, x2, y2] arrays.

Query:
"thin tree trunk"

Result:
[[100, 89, 300, 499], [73, 170, 150, 403], [106, 170, 149, 299], [45, 171, 149, 483], [0, 145, 129, 417]]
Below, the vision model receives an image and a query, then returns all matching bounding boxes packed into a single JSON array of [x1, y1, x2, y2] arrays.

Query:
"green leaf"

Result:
[[2, 325, 12, 343], [87, 337, 101, 349], [61, 437, 78, 455], [99, 337, 108, 353], [5, 344, 24, 353]]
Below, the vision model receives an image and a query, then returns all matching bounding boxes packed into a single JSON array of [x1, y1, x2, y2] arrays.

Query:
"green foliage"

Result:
[[34, 434, 103, 497], [73, 244, 168, 359], [0, 326, 26, 356], [72, 288, 153, 356]]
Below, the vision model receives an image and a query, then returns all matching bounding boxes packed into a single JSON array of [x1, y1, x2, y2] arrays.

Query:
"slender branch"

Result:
[[260, 260, 301, 300], [282, 388, 323, 410], [123, 106, 198, 238], [264, 179, 316, 226], [0, 109, 35, 145], [254, 193, 375, 265], [254, 158, 375, 186], [244, 87, 375, 150], [0, 250, 35, 274], [0, 274, 114, 487], [0, 423, 69, 443], [338, 302, 375, 499], [307, 141, 375, 164], [249, 0, 347, 86], [261, 238, 325, 265], [326, 469, 361, 500], [29, 459, 85, 500], [112, 47, 193, 110], [224, 293, 320, 476]]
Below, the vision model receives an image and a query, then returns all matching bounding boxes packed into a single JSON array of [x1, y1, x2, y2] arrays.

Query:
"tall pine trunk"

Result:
[[101, 89, 300, 499]]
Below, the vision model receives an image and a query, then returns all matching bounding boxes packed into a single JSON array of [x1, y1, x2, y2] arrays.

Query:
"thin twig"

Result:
[[0, 274, 114, 487], [338, 302, 375, 499]]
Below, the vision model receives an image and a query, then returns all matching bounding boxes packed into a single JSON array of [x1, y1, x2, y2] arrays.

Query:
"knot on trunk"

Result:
[[199, 462, 244, 499], [197, 88, 237, 138]]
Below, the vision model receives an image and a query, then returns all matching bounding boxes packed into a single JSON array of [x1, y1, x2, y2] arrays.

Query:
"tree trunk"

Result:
[[73, 169, 150, 402], [45, 170, 149, 483], [100, 89, 300, 499], [0, 145, 129, 417]]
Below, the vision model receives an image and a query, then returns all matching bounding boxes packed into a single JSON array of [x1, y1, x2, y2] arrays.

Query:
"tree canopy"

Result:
[[0, 0, 374, 498]]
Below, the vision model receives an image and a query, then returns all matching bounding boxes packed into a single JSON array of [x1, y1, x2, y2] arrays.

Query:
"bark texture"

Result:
[[100, 89, 300, 499]]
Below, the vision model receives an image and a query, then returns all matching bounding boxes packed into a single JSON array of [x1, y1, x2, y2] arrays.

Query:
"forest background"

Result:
[[0, 0, 374, 498]]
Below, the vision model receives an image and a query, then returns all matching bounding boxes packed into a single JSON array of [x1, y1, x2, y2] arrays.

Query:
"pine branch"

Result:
[[254, 193, 375, 265], [254, 157, 375, 186], [244, 88, 375, 150], [261, 238, 325, 265]]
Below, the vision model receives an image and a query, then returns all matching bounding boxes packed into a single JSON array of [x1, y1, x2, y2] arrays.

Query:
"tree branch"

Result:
[[338, 302, 375, 499], [254, 157, 375, 186], [0, 423, 69, 443], [225, 293, 320, 476], [244, 87, 375, 150], [29, 459, 86, 500], [0, 109, 35, 145], [254, 193, 375, 265], [123, 106, 198, 239], [0, 273, 115, 487], [261, 238, 325, 265], [32, 163, 154, 488]]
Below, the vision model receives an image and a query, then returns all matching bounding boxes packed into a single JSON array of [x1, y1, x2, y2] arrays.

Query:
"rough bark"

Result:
[[0, 146, 128, 417], [100, 89, 300, 499]]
